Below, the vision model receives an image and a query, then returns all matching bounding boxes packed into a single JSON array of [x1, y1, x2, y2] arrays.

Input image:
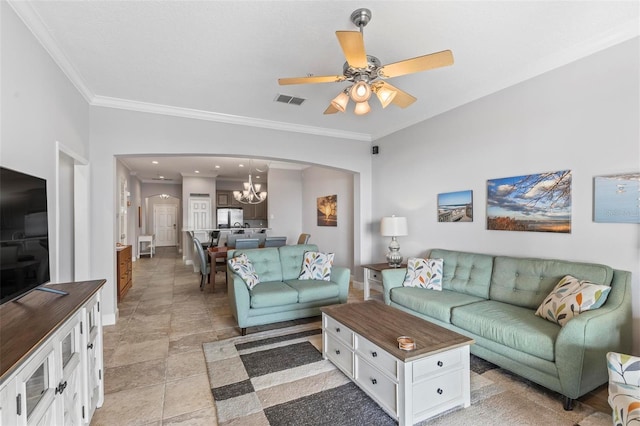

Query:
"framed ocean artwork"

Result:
[[438, 190, 473, 222], [487, 170, 572, 233], [594, 173, 640, 223]]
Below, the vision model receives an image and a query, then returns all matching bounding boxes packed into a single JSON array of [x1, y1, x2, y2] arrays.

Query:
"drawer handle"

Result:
[[335, 349, 340, 355], [437, 361, 443, 367], [371, 351, 377, 358], [437, 388, 443, 395], [371, 378, 377, 385], [336, 327, 340, 333], [87, 343, 94, 350]]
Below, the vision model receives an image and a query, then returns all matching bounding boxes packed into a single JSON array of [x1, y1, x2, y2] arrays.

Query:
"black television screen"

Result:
[[0, 167, 50, 303]]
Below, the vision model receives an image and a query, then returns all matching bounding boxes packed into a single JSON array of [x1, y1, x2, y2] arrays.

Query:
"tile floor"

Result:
[[91, 246, 609, 425], [91, 246, 363, 425]]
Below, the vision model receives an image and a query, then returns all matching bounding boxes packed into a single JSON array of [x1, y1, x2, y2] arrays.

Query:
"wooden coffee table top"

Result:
[[321, 300, 474, 362]]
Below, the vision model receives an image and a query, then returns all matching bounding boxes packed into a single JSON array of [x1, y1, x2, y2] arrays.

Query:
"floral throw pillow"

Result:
[[299, 251, 334, 281], [535, 275, 611, 326], [228, 253, 260, 290], [402, 258, 443, 290]]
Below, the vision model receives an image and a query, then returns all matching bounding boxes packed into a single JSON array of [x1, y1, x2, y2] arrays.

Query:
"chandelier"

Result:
[[233, 174, 267, 204]]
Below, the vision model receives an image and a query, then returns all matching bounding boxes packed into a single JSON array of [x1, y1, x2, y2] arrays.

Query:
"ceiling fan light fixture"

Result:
[[350, 80, 371, 103], [375, 86, 397, 108], [331, 90, 350, 112], [354, 100, 371, 115]]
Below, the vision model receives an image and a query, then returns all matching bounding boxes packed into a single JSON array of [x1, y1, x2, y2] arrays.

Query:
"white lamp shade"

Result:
[[331, 91, 349, 112], [380, 216, 408, 236], [354, 101, 371, 115]]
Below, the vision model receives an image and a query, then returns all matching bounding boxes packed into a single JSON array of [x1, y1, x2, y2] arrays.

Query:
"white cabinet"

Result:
[[322, 313, 471, 426], [83, 295, 103, 420], [0, 281, 105, 426]]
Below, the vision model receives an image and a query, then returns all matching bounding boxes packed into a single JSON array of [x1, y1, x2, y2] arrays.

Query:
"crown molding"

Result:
[[8, 1, 95, 103], [92, 96, 373, 142]]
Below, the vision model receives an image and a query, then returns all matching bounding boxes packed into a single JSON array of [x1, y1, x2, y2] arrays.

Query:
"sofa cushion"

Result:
[[430, 249, 493, 299], [390, 287, 486, 324], [489, 256, 614, 309], [402, 258, 443, 290], [231, 248, 283, 283], [285, 279, 340, 303], [228, 253, 260, 289], [451, 300, 560, 361], [299, 251, 334, 281], [250, 281, 299, 308], [279, 244, 319, 281], [535, 275, 611, 326]]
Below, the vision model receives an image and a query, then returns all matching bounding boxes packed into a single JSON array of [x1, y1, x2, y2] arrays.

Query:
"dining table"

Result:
[[207, 246, 228, 285]]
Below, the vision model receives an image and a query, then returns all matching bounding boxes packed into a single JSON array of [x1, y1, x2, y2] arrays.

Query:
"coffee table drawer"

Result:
[[413, 369, 463, 413], [356, 336, 398, 379], [413, 347, 463, 381], [356, 356, 398, 415], [325, 334, 353, 375], [324, 316, 353, 348]]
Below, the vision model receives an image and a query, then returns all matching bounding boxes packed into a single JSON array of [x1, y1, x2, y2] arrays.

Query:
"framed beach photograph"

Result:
[[487, 170, 572, 233], [438, 190, 473, 222], [317, 194, 337, 226], [594, 172, 640, 223]]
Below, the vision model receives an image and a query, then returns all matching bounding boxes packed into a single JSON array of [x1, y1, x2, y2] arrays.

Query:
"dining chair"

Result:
[[235, 238, 260, 249], [297, 233, 311, 244], [264, 236, 287, 247], [209, 230, 221, 247], [227, 234, 239, 249], [255, 233, 267, 248], [192, 237, 210, 291]]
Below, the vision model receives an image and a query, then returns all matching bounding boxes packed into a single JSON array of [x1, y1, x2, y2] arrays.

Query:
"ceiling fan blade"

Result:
[[377, 81, 417, 108], [336, 31, 368, 68], [378, 50, 454, 78], [278, 75, 346, 85], [324, 104, 340, 114]]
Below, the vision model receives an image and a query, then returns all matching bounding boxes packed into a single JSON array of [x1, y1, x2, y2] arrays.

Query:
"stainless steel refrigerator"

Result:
[[216, 208, 243, 228]]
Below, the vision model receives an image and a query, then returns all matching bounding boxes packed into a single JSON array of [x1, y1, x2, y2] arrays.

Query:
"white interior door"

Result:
[[154, 204, 177, 246], [189, 197, 211, 231]]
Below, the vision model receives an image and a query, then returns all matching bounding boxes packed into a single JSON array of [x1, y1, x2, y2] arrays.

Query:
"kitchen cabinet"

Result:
[[216, 191, 230, 207], [243, 201, 267, 220]]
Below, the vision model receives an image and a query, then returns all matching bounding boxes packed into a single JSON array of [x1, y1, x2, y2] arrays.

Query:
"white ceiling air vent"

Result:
[[275, 94, 306, 106], [152, 177, 173, 181]]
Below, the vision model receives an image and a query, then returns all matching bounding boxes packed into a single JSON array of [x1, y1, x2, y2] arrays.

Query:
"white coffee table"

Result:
[[321, 301, 474, 426]]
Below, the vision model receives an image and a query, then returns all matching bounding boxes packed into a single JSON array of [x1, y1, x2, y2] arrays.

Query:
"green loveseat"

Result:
[[227, 244, 350, 335], [382, 249, 632, 409]]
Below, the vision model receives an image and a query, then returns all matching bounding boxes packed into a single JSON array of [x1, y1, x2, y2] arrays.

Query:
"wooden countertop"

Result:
[[0, 280, 106, 382]]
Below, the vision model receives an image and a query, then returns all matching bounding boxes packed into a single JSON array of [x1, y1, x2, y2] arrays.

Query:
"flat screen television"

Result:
[[0, 166, 51, 304]]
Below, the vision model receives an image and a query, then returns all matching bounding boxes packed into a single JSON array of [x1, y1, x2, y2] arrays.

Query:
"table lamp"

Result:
[[380, 215, 408, 267]]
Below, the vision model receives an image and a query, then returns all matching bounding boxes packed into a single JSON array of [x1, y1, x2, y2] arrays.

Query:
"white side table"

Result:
[[362, 263, 407, 300], [138, 234, 155, 258]]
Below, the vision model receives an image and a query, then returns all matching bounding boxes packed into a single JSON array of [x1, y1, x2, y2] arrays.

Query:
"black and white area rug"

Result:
[[203, 322, 610, 426]]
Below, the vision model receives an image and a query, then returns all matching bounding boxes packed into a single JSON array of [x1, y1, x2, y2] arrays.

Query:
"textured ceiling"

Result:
[[12, 1, 638, 142]]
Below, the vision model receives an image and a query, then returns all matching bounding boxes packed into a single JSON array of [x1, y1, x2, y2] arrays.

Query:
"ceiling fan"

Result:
[[278, 8, 454, 116]]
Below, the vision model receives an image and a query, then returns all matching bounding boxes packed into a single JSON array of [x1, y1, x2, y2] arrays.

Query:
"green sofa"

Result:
[[227, 244, 350, 335], [382, 249, 632, 409]]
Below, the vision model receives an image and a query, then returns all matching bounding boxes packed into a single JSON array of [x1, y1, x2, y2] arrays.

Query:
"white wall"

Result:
[[373, 38, 640, 353], [1, 2, 90, 283], [89, 107, 373, 323], [302, 166, 354, 270], [267, 168, 303, 244]]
